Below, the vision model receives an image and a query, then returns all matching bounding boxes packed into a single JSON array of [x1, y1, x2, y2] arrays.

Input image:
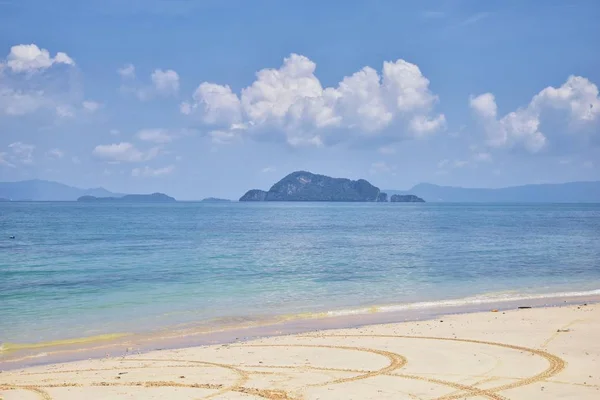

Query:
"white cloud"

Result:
[[473, 152, 492, 162], [131, 164, 175, 177], [82, 100, 101, 112], [409, 114, 447, 137], [8, 142, 35, 164], [0, 152, 16, 168], [470, 75, 600, 152], [186, 83, 242, 124], [209, 129, 239, 144], [92, 142, 159, 163], [46, 148, 64, 159], [72, 156, 81, 164], [109, 129, 120, 136], [182, 53, 445, 147], [136, 128, 173, 143], [55, 105, 75, 118], [151, 69, 179, 95], [120, 66, 180, 100], [1, 44, 81, 117], [470, 93, 497, 119], [118, 63, 135, 79], [261, 166, 276, 173], [461, 12, 491, 26], [3, 44, 74, 73], [437, 159, 449, 169], [0, 88, 47, 115], [180, 102, 192, 115]]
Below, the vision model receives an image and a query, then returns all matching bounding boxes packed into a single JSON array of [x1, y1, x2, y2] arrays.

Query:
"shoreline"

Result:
[[2, 290, 599, 371], [1, 302, 598, 399]]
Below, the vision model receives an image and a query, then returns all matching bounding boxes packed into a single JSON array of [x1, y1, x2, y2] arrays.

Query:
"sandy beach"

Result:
[[1, 303, 599, 399]]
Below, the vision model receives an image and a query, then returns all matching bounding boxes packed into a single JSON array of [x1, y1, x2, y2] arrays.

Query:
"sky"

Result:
[[1, 0, 599, 200]]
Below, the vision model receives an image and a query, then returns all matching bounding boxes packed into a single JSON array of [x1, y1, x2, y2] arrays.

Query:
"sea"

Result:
[[1, 202, 600, 364]]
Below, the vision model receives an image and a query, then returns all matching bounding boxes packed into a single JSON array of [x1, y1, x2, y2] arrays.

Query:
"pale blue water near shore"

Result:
[[1, 202, 600, 349]]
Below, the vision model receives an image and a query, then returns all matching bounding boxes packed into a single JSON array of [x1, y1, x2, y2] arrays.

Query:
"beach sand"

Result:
[[1, 303, 598, 399]]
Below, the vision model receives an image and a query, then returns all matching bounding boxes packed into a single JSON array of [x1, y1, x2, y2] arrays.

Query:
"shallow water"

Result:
[[1, 202, 599, 348]]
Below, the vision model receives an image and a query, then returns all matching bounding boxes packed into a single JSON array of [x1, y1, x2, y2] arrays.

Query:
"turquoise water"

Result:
[[1, 202, 600, 345]]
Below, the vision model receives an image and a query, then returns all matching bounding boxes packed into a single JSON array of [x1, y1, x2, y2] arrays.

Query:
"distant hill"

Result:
[[0, 180, 123, 201], [240, 171, 391, 202], [201, 197, 231, 203], [390, 194, 425, 203], [77, 193, 176, 203], [385, 181, 600, 203]]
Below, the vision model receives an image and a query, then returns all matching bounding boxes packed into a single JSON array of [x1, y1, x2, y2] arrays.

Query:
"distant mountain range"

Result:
[[0, 180, 123, 201], [1, 179, 599, 203], [385, 181, 600, 203]]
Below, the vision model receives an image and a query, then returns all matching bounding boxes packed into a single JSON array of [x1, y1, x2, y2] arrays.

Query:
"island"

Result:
[[239, 171, 424, 202], [239, 189, 268, 201], [0, 197, 10, 202], [390, 194, 425, 203], [77, 193, 176, 203], [201, 197, 231, 203]]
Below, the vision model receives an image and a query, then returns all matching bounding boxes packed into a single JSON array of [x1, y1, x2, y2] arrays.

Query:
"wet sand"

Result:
[[1, 302, 599, 399]]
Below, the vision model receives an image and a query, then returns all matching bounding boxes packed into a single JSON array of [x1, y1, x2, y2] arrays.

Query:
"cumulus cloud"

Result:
[[131, 165, 175, 177], [470, 76, 600, 152], [118, 63, 135, 79], [8, 142, 35, 164], [82, 100, 101, 112], [119, 64, 180, 100], [261, 166, 276, 173], [473, 152, 492, 162], [0, 152, 15, 168], [209, 129, 239, 145], [0, 88, 47, 115], [151, 69, 179, 95], [1, 44, 80, 117], [136, 128, 174, 143], [2, 44, 74, 73], [55, 105, 75, 118], [46, 148, 64, 159], [92, 142, 160, 163], [182, 53, 445, 147]]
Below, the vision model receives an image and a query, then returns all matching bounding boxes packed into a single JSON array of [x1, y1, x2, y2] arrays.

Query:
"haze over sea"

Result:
[[1, 202, 600, 352]]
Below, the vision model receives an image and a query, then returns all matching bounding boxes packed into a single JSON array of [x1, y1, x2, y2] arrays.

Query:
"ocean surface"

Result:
[[1, 202, 600, 350]]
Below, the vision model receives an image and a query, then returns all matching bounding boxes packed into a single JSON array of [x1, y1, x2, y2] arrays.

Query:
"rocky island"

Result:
[[390, 194, 425, 203], [201, 197, 231, 203], [77, 193, 176, 203], [239, 171, 425, 202]]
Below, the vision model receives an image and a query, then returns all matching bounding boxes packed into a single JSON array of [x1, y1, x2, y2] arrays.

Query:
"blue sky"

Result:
[[1, 0, 599, 200]]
